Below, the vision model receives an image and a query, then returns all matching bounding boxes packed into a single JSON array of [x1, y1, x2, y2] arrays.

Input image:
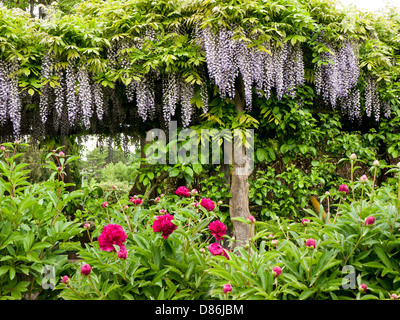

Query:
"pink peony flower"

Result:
[[306, 238, 316, 249], [208, 243, 229, 260], [129, 197, 142, 205], [175, 186, 191, 197], [301, 218, 310, 226], [61, 275, 69, 284], [338, 184, 349, 195], [98, 224, 127, 252], [152, 213, 177, 240], [81, 264, 91, 276], [200, 198, 215, 211], [248, 215, 256, 223], [118, 247, 128, 260], [160, 193, 165, 197], [208, 220, 227, 241], [365, 216, 375, 226], [358, 284, 367, 293], [223, 284, 232, 294], [208, 243, 224, 256], [101, 201, 108, 208], [272, 266, 282, 277], [0, 146, 5, 151]]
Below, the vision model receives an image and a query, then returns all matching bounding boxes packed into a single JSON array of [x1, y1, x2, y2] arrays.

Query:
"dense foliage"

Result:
[[0, 143, 399, 300]]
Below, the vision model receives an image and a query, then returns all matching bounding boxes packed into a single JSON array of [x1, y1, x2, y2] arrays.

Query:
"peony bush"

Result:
[[0, 145, 399, 300]]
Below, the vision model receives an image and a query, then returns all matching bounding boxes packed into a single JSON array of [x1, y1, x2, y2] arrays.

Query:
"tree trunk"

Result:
[[229, 75, 253, 248], [129, 137, 149, 197]]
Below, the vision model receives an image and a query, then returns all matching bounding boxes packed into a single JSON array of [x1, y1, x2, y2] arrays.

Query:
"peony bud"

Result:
[[390, 293, 398, 300], [358, 283, 367, 293], [58, 151, 65, 157], [81, 264, 92, 276], [101, 201, 108, 208], [271, 239, 278, 246], [248, 215, 256, 223], [365, 216, 375, 226], [223, 284, 232, 294], [350, 153, 357, 160], [360, 175, 368, 183], [272, 266, 282, 277], [301, 218, 310, 226], [191, 189, 198, 195], [373, 160, 379, 167], [338, 184, 349, 195], [155, 197, 160, 202], [160, 209, 166, 214], [306, 238, 316, 249], [84, 223, 90, 229], [61, 275, 69, 284]]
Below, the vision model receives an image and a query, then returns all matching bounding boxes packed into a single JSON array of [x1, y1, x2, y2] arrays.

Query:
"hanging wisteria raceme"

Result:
[[92, 81, 105, 121], [338, 87, 361, 121], [77, 68, 93, 130], [54, 65, 65, 119], [8, 59, 22, 137], [162, 72, 180, 124], [65, 62, 78, 126], [136, 74, 155, 122], [364, 75, 381, 122], [200, 83, 209, 114], [314, 39, 360, 108], [180, 81, 194, 128], [39, 53, 55, 124], [0, 61, 10, 126]]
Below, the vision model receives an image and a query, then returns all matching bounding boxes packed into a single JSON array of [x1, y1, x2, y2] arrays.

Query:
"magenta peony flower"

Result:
[[152, 213, 177, 240], [61, 275, 69, 284], [306, 238, 316, 249], [129, 197, 142, 205], [81, 264, 91, 276], [338, 184, 349, 195], [101, 201, 108, 208], [358, 284, 367, 293], [98, 224, 127, 252], [223, 284, 232, 294], [208, 243, 229, 260], [301, 218, 310, 226], [365, 216, 375, 226], [208, 220, 227, 241], [208, 243, 224, 256], [272, 266, 282, 277], [200, 198, 215, 211], [118, 247, 128, 260], [248, 215, 256, 223], [175, 186, 191, 197]]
